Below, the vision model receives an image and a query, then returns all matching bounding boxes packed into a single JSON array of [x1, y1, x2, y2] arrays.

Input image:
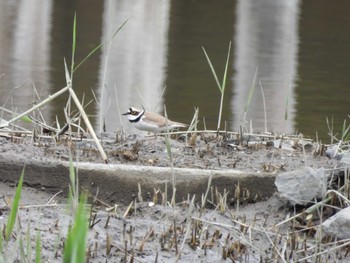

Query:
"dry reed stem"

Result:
[[275, 196, 333, 227], [261, 224, 287, 263], [297, 239, 350, 262], [1, 85, 108, 162], [123, 201, 134, 218], [67, 87, 108, 163], [177, 195, 195, 260], [2, 86, 69, 127], [192, 216, 267, 256]]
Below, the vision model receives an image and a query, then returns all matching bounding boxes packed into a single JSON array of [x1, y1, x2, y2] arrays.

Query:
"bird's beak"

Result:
[[122, 112, 129, 116]]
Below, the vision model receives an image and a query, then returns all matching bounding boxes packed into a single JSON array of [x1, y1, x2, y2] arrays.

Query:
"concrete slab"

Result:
[[0, 154, 277, 204]]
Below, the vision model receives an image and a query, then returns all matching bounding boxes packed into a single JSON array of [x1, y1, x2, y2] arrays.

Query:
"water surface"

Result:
[[1, 0, 350, 142]]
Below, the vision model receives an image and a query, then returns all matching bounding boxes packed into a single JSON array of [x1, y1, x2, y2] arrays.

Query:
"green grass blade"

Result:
[[63, 194, 88, 263], [19, 237, 26, 261], [67, 156, 78, 212], [285, 82, 291, 121], [165, 136, 173, 163], [341, 119, 350, 141], [5, 167, 24, 241], [35, 231, 41, 263], [220, 41, 231, 94], [163, 106, 173, 163], [216, 42, 232, 130], [0, 227, 2, 253], [74, 43, 102, 73], [9, 113, 32, 124], [74, 18, 128, 72], [20, 115, 32, 123], [26, 222, 32, 261], [244, 68, 258, 114], [111, 18, 128, 40], [202, 47, 221, 91], [69, 157, 76, 196], [71, 12, 77, 77]]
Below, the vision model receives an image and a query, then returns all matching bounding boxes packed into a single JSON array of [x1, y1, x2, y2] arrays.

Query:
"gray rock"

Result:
[[325, 145, 343, 160], [316, 207, 350, 241], [275, 167, 327, 205], [340, 152, 350, 165]]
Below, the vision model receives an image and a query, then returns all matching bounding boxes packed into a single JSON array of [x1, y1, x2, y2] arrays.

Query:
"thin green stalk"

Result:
[[259, 80, 267, 133], [67, 12, 76, 125], [99, 18, 128, 133], [26, 222, 32, 261], [74, 18, 128, 72], [341, 119, 350, 141], [202, 42, 231, 132], [164, 105, 174, 206], [35, 231, 41, 263], [68, 156, 79, 214], [202, 48, 221, 91], [219, 42, 232, 129], [19, 237, 26, 262], [0, 227, 2, 253], [70, 12, 77, 83], [164, 106, 173, 164], [243, 68, 258, 124], [285, 81, 291, 121], [326, 116, 335, 144], [63, 193, 88, 263], [5, 167, 24, 241]]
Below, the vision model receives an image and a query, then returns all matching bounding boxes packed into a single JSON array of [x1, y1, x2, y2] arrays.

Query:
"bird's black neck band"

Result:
[[129, 110, 145, 123]]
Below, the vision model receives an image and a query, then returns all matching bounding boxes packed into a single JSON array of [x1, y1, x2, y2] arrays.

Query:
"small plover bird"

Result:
[[123, 107, 187, 134]]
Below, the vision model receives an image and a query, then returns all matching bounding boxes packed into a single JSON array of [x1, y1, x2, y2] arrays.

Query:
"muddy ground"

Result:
[[0, 131, 345, 262], [0, 181, 289, 262], [1, 131, 338, 172]]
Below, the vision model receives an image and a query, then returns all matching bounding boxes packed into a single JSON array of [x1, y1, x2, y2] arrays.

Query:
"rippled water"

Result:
[[1, 0, 350, 142]]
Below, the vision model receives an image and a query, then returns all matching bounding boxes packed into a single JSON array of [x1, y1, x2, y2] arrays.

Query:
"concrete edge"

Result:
[[0, 155, 277, 204]]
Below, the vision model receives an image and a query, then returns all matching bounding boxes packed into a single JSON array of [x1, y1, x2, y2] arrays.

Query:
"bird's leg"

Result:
[[152, 132, 157, 152], [144, 133, 157, 152]]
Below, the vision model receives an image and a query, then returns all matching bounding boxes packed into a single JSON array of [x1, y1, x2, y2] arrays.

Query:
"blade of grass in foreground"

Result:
[[0, 227, 2, 253], [5, 167, 24, 241], [35, 231, 41, 263], [63, 194, 88, 263]]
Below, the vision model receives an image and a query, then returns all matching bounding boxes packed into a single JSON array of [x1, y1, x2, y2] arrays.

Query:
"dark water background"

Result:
[[1, 0, 350, 142]]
